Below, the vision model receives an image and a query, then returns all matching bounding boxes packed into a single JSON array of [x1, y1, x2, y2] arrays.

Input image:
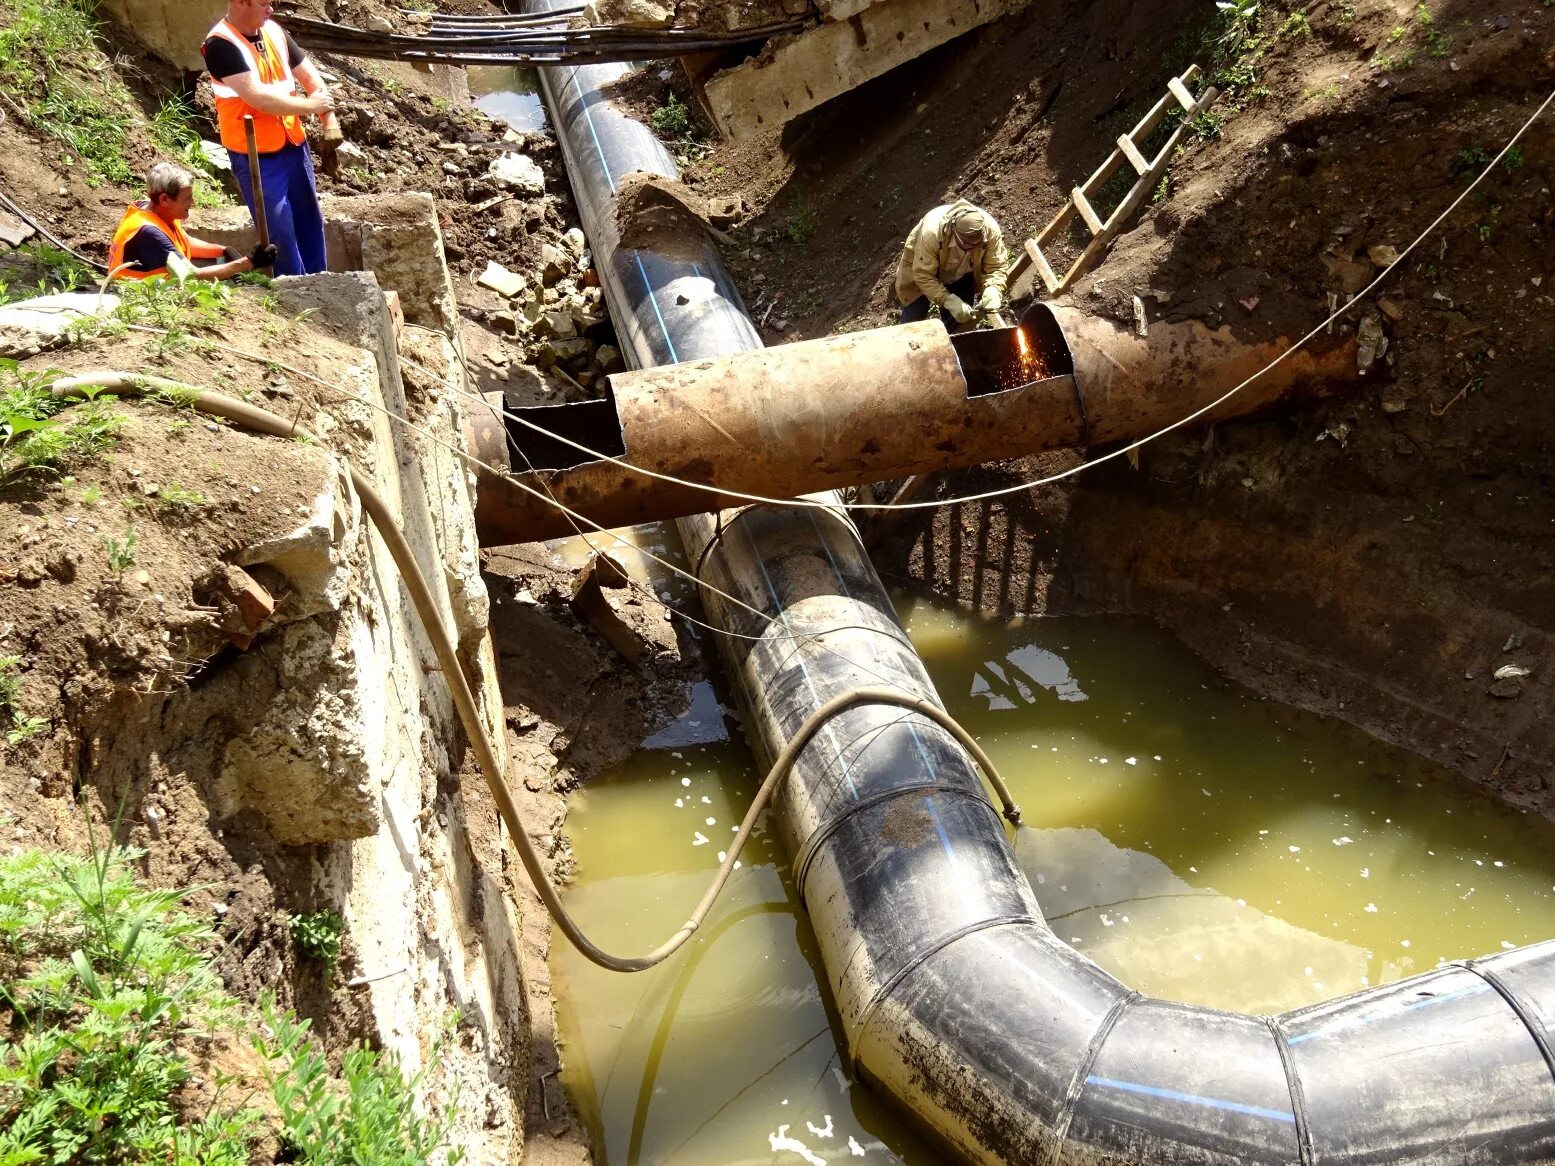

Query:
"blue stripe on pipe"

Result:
[[633, 252, 680, 365], [1084, 1075, 1296, 1124], [923, 796, 960, 871], [1285, 981, 1490, 1046], [570, 66, 615, 192]]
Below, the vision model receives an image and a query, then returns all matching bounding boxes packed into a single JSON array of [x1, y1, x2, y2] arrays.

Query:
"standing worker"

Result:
[[202, 0, 343, 276], [895, 199, 1012, 329], [109, 161, 277, 281]]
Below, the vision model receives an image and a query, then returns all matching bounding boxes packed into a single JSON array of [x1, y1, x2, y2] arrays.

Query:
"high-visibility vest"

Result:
[[205, 19, 307, 155], [108, 203, 192, 280]]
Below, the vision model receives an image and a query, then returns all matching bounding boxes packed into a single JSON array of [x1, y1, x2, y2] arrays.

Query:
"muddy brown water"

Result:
[[551, 591, 1555, 1165]]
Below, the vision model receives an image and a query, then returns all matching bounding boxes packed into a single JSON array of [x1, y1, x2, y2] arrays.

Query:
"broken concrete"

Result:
[[0, 293, 120, 359], [702, 0, 1024, 139]]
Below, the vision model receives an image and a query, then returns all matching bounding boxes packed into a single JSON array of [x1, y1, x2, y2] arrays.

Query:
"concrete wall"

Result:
[[183, 196, 528, 1157], [193, 193, 459, 331], [272, 271, 525, 1163], [98, 0, 223, 72]]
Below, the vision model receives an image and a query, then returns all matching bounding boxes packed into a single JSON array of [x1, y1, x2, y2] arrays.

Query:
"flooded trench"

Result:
[[549, 585, 1555, 1165]]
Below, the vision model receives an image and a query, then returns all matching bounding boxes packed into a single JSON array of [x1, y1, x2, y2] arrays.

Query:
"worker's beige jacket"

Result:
[[894, 199, 1012, 306]]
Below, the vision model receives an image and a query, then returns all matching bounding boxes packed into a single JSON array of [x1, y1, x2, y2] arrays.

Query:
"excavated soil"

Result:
[[0, 295, 391, 1066], [679, 0, 1555, 799]]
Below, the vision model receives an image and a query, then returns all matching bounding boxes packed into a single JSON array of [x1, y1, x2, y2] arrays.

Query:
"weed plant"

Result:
[[288, 910, 343, 972], [0, 839, 467, 1164], [0, 362, 123, 480], [0, 841, 259, 1162], [0, 654, 40, 745], [259, 1005, 465, 1166], [0, 0, 226, 192], [104, 525, 137, 572]]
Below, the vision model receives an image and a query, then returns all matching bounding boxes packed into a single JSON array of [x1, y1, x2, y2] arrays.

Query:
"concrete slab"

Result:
[[702, 0, 1021, 141]]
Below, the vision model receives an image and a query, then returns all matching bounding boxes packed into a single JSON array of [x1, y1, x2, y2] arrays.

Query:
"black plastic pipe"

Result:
[[526, 6, 1555, 1162]]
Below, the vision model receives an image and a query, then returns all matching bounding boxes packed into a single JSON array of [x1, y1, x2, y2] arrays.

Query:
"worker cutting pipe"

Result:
[[895, 199, 1012, 330]]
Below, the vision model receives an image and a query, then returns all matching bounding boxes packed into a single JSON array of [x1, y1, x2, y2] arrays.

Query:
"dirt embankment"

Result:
[[676, 0, 1554, 796]]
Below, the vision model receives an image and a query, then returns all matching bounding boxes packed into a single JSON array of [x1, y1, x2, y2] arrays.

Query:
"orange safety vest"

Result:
[[108, 203, 192, 280], [205, 19, 308, 155]]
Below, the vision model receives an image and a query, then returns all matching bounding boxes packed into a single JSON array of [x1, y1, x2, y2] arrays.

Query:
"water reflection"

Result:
[[468, 65, 549, 134], [550, 591, 1555, 1163]]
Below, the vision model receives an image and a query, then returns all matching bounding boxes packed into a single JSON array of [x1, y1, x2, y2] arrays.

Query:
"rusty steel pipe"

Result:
[[472, 304, 1360, 546]]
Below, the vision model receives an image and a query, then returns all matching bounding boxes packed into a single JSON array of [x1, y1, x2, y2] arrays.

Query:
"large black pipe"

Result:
[[527, 9, 1555, 1163]]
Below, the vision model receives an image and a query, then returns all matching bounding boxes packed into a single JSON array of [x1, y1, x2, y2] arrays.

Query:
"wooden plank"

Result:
[[1024, 238, 1061, 293], [1072, 187, 1105, 236], [1118, 134, 1150, 175], [1168, 76, 1197, 112], [1033, 199, 1076, 250]]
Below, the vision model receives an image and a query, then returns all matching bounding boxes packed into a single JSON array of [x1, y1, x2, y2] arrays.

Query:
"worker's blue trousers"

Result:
[[230, 141, 327, 277]]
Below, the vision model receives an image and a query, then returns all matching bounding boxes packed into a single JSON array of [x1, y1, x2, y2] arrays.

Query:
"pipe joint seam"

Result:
[[1046, 989, 1141, 1166], [791, 782, 1011, 910], [1263, 1014, 1315, 1166], [1460, 959, 1555, 1088], [850, 914, 1041, 1074]]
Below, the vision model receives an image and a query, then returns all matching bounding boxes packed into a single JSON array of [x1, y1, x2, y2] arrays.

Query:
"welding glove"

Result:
[[978, 287, 1004, 315], [249, 242, 278, 270], [941, 294, 974, 325]]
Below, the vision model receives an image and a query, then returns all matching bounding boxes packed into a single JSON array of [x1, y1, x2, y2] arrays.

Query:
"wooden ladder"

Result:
[[1019, 65, 1221, 297]]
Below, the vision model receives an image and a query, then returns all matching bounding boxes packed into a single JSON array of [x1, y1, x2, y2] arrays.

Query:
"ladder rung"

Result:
[[1168, 76, 1197, 112], [1024, 238, 1060, 293], [1072, 187, 1105, 236], [1118, 134, 1150, 175]]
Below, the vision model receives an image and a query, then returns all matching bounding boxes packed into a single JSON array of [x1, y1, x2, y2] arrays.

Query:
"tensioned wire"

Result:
[[443, 86, 1554, 514]]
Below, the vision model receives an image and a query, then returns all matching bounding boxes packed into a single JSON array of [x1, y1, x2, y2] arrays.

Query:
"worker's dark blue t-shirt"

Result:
[[121, 211, 180, 275]]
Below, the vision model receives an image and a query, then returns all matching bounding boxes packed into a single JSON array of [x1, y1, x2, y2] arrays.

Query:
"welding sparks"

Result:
[[1013, 325, 1048, 385]]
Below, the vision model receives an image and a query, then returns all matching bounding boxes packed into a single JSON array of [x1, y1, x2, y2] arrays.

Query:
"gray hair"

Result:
[[146, 161, 194, 202]]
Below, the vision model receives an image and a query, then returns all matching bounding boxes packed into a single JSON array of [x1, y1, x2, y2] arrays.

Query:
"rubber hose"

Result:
[[52, 372, 1021, 972]]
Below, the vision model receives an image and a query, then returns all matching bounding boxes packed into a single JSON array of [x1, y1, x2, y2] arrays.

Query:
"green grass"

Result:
[[153, 482, 205, 511], [0, 840, 258, 1163], [0, 363, 124, 480], [0, 839, 467, 1164], [0, 0, 226, 193], [0, 243, 96, 306]]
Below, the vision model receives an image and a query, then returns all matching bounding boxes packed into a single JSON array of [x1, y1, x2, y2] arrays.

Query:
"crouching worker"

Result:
[[895, 199, 1012, 330], [109, 162, 277, 281]]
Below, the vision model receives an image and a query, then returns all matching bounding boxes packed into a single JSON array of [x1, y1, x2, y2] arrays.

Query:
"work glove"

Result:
[[978, 288, 1004, 315], [319, 122, 346, 178], [941, 294, 973, 325], [249, 242, 278, 269], [221, 245, 241, 263]]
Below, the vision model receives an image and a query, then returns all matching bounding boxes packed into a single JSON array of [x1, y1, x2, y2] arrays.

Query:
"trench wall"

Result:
[[183, 192, 531, 1161]]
